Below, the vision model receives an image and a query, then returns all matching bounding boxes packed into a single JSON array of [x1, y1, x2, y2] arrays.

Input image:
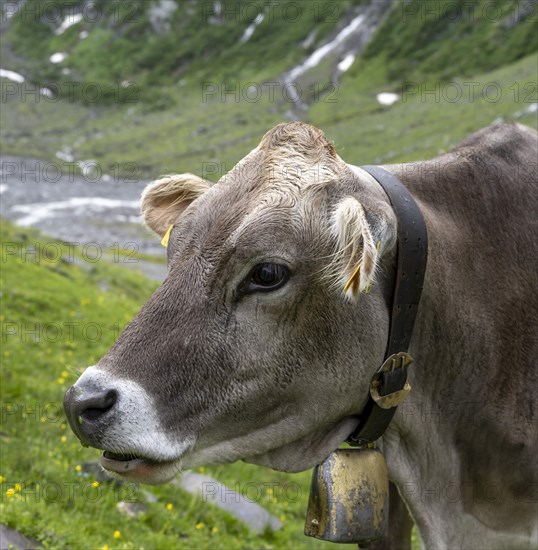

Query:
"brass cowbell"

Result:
[[304, 447, 389, 544]]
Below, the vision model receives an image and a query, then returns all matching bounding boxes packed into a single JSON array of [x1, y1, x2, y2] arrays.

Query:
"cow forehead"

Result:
[[191, 184, 305, 259], [219, 145, 339, 190], [194, 159, 333, 245]]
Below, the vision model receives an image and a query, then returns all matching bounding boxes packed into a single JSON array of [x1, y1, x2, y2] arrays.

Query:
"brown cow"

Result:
[[65, 122, 538, 548]]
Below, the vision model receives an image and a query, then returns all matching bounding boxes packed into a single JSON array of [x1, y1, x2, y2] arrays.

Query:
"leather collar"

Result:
[[347, 166, 428, 446]]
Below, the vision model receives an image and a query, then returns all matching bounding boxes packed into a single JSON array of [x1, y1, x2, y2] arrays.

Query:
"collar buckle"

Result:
[[370, 352, 413, 410]]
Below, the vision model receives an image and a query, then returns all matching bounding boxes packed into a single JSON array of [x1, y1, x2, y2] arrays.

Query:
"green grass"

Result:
[[7, 0, 534, 107], [1, 220, 365, 549], [359, 0, 537, 85], [2, 51, 536, 182], [310, 51, 538, 163], [6, 0, 364, 106]]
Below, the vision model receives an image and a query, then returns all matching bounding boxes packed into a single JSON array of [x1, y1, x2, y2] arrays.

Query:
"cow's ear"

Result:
[[330, 197, 395, 299], [141, 173, 211, 237]]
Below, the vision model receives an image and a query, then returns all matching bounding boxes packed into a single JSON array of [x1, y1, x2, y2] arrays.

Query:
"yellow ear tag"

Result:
[[344, 263, 361, 293], [161, 224, 174, 248], [343, 241, 381, 294]]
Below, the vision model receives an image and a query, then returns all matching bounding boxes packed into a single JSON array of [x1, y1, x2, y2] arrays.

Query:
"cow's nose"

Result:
[[64, 383, 118, 443]]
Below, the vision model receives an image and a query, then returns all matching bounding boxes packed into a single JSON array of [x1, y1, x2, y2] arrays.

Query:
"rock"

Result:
[[116, 501, 149, 518], [0, 524, 41, 549], [175, 473, 282, 535], [140, 489, 158, 503]]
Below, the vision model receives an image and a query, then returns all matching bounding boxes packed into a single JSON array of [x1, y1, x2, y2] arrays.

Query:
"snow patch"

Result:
[[77, 160, 99, 178], [79, 30, 89, 39], [302, 29, 318, 49], [337, 53, 355, 73], [208, 1, 224, 24], [50, 52, 67, 64], [0, 69, 25, 83], [0, 185, 8, 195], [285, 14, 365, 83], [54, 13, 83, 35], [514, 103, 538, 119], [239, 13, 264, 43], [55, 148, 75, 163], [376, 92, 399, 106], [3, 3, 17, 18]]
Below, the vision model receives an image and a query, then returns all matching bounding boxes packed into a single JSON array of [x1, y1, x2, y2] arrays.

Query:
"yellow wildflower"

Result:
[[14, 483, 22, 492], [198, 466, 205, 473], [61, 370, 69, 378], [60, 435, 67, 443], [165, 503, 173, 511], [57, 377, 65, 385], [5, 488, 15, 497], [0, 476, 5, 483], [113, 530, 121, 539], [195, 522, 204, 530], [75, 465, 82, 472], [211, 527, 219, 534], [91, 481, 100, 488]]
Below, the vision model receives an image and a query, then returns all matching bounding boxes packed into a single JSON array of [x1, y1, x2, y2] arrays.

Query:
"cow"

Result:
[[64, 122, 538, 549]]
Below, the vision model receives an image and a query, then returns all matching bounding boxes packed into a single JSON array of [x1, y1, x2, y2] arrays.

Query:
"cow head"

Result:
[[64, 122, 397, 484]]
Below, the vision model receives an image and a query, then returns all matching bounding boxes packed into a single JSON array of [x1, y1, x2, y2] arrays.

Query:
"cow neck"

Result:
[[347, 165, 428, 446]]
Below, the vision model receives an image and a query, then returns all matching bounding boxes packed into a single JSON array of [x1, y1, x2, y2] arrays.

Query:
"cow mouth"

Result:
[[100, 451, 179, 482], [101, 450, 153, 471]]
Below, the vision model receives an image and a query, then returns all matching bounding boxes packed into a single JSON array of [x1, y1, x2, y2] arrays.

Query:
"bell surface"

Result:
[[304, 447, 389, 544]]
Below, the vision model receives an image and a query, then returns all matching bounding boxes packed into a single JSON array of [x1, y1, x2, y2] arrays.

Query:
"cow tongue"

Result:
[[101, 451, 146, 473]]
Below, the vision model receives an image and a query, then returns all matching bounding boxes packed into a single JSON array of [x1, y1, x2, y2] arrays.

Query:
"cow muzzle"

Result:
[[63, 366, 193, 484]]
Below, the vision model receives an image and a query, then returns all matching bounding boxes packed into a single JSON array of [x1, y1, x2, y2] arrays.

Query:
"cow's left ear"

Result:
[[330, 197, 396, 299], [141, 173, 211, 237]]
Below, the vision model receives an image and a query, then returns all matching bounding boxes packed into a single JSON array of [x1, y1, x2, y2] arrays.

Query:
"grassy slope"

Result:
[[2, 51, 536, 180], [2, 0, 536, 178], [359, 0, 537, 84], [310, 52, 538, 164], [1, 220, 365, 549], [6, 0, 363, 104]]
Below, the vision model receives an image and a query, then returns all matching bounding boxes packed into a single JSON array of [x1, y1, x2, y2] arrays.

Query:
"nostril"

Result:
[[82, 408, 105, 422], [78, 389, 118, 424]]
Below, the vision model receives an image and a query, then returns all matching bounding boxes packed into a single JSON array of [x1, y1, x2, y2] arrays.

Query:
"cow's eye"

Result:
[[247, 263, 290, 292]]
